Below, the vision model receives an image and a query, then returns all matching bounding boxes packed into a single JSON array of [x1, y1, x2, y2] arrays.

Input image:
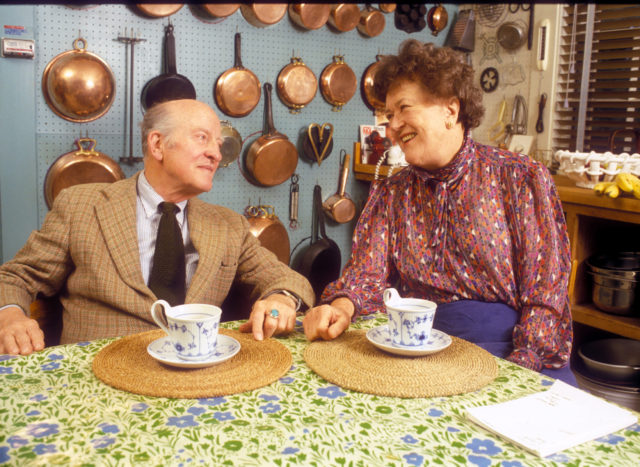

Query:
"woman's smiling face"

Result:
[[385, 78, 462, 170]]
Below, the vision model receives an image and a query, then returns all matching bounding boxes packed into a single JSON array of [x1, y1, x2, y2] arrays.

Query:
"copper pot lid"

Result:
[[199, 4, 239, 18], [241, 3, 287, 26], [288, 4, 331, 30], [276, 55, 318, 114], [358, 6, 386, 37], [328, 4, 360, 32], [42, 37, 115, 123], [320, 55, 357, 112], [135, 4, 183, 17]]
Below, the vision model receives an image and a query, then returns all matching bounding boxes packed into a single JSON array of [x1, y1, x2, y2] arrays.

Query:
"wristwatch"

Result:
[[262, 289, 303, 312]]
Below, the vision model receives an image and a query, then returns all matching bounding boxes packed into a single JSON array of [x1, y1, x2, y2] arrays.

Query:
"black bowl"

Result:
[[578, 338, 640, 386]]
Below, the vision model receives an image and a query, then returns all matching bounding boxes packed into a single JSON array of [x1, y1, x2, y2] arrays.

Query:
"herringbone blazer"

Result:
[[0, 173, 314, 344]]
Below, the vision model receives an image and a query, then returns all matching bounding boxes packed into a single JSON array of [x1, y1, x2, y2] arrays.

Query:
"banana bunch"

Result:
[[593, 173, 640, 199]]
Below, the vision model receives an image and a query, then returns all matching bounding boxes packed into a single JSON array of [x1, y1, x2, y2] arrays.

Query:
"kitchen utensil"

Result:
[[497, 21, 526, 51], [140, 23, 195, 111], [588, 272, 638, 316], [393, 4, 426, 33], [536, 93, 547, 133], [301, 123, 334, 166], [276, 54, 317, 114], [289, 174, 299, 229], [361, 55, 385, 113], [219, 120, 243, 168], [578, 338, 640, 386], [245, 83, 298, 187], [480, 67, 498, 93], [328, 4, 360, 32], [288, 4, 331, 30], [196, 4, 239, 18], [295, 185, 341, 302], [379, 4, 396, 13], [44, 138, 125, 209], [445, 9, 475, 52], [240, 3, 287, 27], [320, 55, 357, 112], [134, 4, 183, 18], [383, 288, 437, 347], [215, 33, 261, 118], [323, 150, 356, 224], [358, 5, 386, 37], [42, 37, 116, 123], [587, 252, 640, 279], [245, 204, 291, 264], [427, 4, 448, 36]]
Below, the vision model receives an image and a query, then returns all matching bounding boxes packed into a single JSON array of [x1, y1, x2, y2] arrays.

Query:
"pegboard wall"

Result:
[[32, 4, 454, 269]]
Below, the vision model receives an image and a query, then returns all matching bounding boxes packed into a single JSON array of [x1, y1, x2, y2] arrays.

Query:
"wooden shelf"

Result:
[[352, 142, 402, 182], [572, 304, 640, 340]]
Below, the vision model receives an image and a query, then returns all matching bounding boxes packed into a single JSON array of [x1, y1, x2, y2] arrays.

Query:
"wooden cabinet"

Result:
[[554, 175, 640, 340]]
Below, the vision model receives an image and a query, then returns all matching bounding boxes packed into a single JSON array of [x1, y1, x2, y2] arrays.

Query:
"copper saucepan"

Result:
[[44, 138, 125, 209], [327, 4, 360, 32], [320, 54, 358, 112], [245, 205, 290, 264], [241, 3, 287, 27], [245, 82, 298, 187], [42, 37, 116, 123], [276, 54, 317, 114], [357, 5, 386, 37], [288, 3, 331, 30], [323, 150, 356, 223], [215, 32, 261, 118], [361, 55, 385, 113], [134, 4, 183, 18], [196, 4, 239, 18]]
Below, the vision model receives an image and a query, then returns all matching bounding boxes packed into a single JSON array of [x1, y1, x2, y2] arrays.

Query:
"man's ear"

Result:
[[147, 131, 164, 161]]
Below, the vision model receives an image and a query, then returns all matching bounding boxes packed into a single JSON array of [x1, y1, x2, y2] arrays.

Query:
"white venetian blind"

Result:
[[553, 4, 640, 153]]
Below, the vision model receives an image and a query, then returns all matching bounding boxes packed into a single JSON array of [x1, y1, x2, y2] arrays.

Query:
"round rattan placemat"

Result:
[[92, 329, 291, 398], [304, 330, 498, 398]]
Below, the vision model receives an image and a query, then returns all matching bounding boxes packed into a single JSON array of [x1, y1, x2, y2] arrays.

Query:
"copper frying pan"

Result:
[[320, 55, 358, 112], [215, 33, 261, 118], [245, 83, 298, 187], [240, 3, 287, 27], [323, 150, 356, 223], [197, 4, 240, 18], [135, 4, 183, 18], [288, 4, 331, 30], [245, 205, 290, 264], [44, 138, 125, 209], [361, 55, 385, 113], [276, 54, 317, 114]]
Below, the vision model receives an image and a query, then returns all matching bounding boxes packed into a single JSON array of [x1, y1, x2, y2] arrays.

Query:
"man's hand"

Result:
[[303, 297, 354, 341], [238, 293, 297, 341], [0, 306, 45, 355]]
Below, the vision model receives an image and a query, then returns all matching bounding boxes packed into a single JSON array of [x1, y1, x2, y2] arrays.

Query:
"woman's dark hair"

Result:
[[374, 40, 485, 130]]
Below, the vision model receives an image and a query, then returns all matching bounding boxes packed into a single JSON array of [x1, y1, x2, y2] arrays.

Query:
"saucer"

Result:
[[366, 325, 452, 356], [147, 335, 241, 369]]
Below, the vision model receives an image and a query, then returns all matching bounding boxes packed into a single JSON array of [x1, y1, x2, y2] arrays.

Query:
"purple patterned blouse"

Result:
[[322, 133, 572, 371]]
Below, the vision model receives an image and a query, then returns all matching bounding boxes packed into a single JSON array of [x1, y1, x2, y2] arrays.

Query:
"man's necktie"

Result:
[[148, 202, 186, 306]]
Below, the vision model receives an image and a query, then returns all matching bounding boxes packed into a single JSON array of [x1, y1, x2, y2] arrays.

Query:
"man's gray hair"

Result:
[[140, 101, 178, 157]]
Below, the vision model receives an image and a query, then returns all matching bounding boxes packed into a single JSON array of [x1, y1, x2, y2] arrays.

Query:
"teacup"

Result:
[[150, 300, 222, 361], [383, 288, 437, 347]]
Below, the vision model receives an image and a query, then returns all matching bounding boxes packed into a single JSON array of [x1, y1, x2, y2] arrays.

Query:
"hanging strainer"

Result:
[[445, 9, 475, 52]]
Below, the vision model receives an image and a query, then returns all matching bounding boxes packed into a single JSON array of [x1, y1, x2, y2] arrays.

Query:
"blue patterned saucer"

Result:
[[366, 325, 452, 356], [147, 335, 241, 369]]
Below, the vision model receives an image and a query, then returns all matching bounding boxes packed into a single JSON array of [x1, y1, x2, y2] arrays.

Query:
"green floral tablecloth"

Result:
[[1, 314, 639, 466]]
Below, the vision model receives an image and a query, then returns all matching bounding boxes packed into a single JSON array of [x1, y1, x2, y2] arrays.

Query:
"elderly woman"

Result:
[[303, 40, 575, 384]]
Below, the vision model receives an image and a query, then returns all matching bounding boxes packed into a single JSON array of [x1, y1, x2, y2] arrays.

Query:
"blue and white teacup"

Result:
[[150, 300, 222, 361], [383, 288, 437, 347]]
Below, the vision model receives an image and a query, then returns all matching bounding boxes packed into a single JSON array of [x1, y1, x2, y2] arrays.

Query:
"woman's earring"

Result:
[[445, 120, 453, 130]]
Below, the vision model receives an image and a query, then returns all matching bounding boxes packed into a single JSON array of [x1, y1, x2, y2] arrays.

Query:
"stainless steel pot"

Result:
[[578, 338, 640, 386]]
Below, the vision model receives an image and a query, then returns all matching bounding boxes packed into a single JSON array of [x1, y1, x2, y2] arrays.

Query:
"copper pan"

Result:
[[357, 5, 386, 37], [361, 55, 385, 113], [42, 37, 115, 123], [44, 138, 125, 209], [215, 32, 261, 118], [241, 3, 287, 27], [323, 150, 356, 223], [276, 54, 317, 114], [320, 54, 357, 112], [327, 4, 360, 32], [135, 4, 183, 18], [245, 83, 298, 187], [245, 205, 290, 265], [379, 4, 397, 13], [288, 4, 331, 30], [196, 4, 239, 18]]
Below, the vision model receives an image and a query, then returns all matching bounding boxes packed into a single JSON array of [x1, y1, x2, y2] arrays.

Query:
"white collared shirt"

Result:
[[136, 172, 198, 288]]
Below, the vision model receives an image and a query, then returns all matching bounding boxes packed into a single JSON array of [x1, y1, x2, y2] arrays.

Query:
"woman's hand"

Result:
[[239, 293, 297, 341], [303, 297, 355, 341]]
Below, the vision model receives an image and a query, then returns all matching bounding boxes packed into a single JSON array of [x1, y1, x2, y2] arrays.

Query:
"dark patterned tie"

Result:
[[148, 202, 186, 306]]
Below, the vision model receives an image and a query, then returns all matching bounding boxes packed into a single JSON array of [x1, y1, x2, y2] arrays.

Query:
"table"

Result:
[[2, 314, 639, 466]]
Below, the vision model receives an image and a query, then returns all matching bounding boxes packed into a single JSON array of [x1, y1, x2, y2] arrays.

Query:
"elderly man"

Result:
[[0, 99, 314, 355]]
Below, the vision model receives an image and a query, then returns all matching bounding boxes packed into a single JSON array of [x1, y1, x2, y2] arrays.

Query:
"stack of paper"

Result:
[[467, 380, 637, 457]]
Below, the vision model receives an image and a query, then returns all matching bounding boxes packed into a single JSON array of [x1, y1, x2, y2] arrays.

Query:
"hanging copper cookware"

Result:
[[241, 3, 287, 27], [288, 4, 331, 30], [427, 4, 448, 36], [320, 55, 357, 112], [245, 205, 290, 264], [379, 4, 397, 13], [220, 120, 243, 168], [327, 4, 360, 32], [276, 54, 317, 114], [215, 32, 261, 118], [245, 83, 298, 187], [361, 55, 385, 113], [42, 37, 115, 123], [196, 4, 239, 18], [134, 4, 183, 18], [44, 138, 125, 209], [323, 150, 356, 224], [357, 5, 386, 37]]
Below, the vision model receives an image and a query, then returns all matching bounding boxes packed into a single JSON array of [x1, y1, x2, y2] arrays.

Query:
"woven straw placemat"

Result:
[[304, 330, 498, 398], [92, 329, 291, 398]]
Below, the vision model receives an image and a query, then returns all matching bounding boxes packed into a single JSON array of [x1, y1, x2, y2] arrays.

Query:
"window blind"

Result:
[[553, 4, 640, 153]]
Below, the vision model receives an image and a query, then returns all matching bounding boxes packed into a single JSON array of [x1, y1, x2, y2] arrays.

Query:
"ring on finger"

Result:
[[269, 309, 279, 319]]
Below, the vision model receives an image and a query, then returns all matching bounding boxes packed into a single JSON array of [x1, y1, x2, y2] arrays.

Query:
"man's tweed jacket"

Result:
[[0, 173, 315, 344]]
